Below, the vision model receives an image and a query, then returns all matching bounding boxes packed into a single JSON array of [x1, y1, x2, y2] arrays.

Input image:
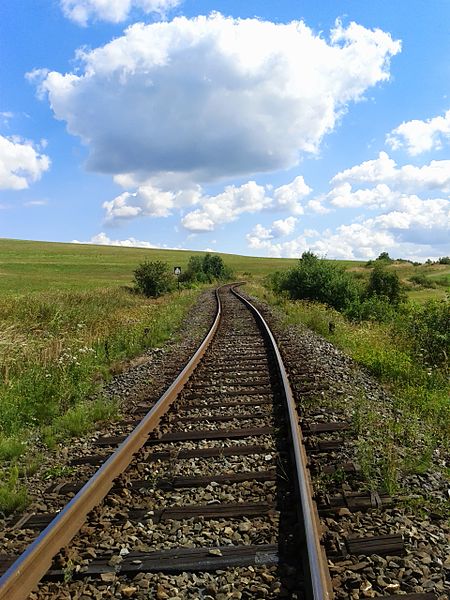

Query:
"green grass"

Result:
[[0, 238, 304, 294], [0, 466, 28, 515], [348, 260, 450, 302], [0, 278, 209, 513], [0, 286, 203, 437], [246, 282, 449, 499]]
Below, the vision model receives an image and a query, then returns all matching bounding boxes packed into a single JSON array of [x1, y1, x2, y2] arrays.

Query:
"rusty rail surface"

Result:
[[231, 285, 333, 600], [0, 289, 222, 600], [1, 284, 333, 600]]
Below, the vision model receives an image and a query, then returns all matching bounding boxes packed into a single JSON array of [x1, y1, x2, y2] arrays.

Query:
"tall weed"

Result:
[[0, 287, 203, 445]]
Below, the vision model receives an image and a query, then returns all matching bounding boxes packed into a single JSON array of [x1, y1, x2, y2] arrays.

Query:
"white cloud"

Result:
[[103, 184, 200, 222], [181, 210, 215, 233], [0, 111, 14, 124], [60, 0, 180, 26], [246, 194, 450, 260], [311, 223, 397, 259], [73, 232, 159, 248], [181, 181, 271, 232], [246, 230, 317, 258], [328, 182, 394, 209], [306, 198, 331, 214], [35, 14, 400, 185], [24, 199, 48, 207], [273, 176, 311, 214], [0, 135, 50, 190], [331, 151, 450, 194], [370, 196, 450, 242], [386, 109, 450, 155], [272, 216, 297, 237], [246, 217, 298, 251]]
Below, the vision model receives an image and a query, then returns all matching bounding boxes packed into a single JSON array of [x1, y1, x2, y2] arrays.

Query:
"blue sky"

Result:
[[1, 0, 449, 260]]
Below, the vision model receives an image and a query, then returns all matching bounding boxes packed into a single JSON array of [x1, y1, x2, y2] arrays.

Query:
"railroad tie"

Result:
[[44, 545, 282, 580], [46, 469, 277, 495], [12, 501, 279, 532]]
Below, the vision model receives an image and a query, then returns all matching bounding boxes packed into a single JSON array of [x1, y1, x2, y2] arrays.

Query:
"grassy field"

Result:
[[1, 238, 448, 299], [0, 238, 303, 294], [0, 238, 448, 513], [347, 261, 450, 301]]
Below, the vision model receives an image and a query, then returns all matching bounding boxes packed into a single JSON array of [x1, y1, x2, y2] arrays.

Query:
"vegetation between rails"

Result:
[[246, 263, 449, 508]]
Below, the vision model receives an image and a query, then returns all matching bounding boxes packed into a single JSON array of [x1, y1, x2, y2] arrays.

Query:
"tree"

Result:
[[180, 253, 231, 283], [376, 251, 393, 263], [180, 256, 207, 283], [202, 253, 227, 280], [366, 265, 405, 305], [133, 261, 174, 297]]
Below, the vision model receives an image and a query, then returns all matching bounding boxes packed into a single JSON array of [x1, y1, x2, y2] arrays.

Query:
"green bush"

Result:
[[376, 251, 394, 263], [180, 253, 232, 284], [345, 295, 397, 323], [395, 299, 450, 369], [366, 265, 406, 306], [133, 261, 174, 297], [270, 251, 361, 311], [408, 273, 436, 288]]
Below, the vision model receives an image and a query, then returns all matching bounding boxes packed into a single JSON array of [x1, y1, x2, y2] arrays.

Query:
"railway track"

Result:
[[0, 285, 331, 599], [0, 285, 443, 599]]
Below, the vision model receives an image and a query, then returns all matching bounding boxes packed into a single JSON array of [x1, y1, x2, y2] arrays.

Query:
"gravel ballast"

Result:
[[243, 289, 449, 599]]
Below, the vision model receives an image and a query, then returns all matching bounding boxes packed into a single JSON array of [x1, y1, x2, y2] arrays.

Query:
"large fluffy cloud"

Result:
[[0, 135, 50, 190], [386, 109, 450, 156], [34, 14, 400, 186], [61, 0, 180, 25]]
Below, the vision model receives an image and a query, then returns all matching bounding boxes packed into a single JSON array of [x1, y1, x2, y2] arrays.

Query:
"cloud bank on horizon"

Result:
[[1, 3, 449, 261]]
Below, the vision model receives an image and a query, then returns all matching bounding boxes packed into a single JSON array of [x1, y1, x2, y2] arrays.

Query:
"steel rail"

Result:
[[0, 288, 223, 600], [231, 285, 333, 600]]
